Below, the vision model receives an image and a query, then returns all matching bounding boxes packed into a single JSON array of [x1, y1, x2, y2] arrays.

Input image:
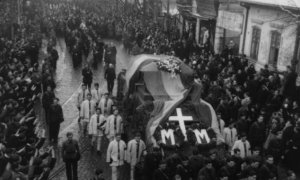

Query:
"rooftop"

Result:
[[239, 0, 300, 10]]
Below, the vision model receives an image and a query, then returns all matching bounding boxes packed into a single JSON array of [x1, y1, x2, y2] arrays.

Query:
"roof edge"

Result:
[[239, 0, 300, 11]]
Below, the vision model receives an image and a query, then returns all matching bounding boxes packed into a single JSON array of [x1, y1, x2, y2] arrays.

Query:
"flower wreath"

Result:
[[156, 56, 182, 77]]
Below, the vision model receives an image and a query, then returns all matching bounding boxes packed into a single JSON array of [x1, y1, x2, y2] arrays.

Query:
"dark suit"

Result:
[[105, 67, 116, 94], [258, 163, 277, 180], [152, 169, 169, 180], [50, 48, 59, 69], [143, 153, 162, 180], [82, 67, 93, 89], [197, 167, 217, 180], [49, 104, 64, 143], [188, 155, 205, 180], [42, 91, 55, 124], [248, 122, 265, 149], [62, 139, 80, 180]]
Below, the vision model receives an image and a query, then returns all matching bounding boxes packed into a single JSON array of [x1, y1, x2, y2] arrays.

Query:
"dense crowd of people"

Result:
[[117, 14, 300, 180], [92, 3, 300, 180], [0, 0, 60, 179], [1, 0, 300, 180], [114, 10, 300, 180]]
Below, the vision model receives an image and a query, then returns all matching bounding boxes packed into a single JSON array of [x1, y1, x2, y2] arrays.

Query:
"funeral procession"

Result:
[[1, 0, 300, 180]]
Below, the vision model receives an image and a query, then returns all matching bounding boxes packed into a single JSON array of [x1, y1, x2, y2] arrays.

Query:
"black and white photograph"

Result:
[[0, 0, 300, 179]]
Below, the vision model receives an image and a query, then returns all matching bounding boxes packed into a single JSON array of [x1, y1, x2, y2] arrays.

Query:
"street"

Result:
[[49, 38, 131, 180]]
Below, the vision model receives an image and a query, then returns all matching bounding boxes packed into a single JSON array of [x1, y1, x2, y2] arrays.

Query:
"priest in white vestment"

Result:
[[231, 133, 251, 158], [126, 132, 146, 180], [105, 109, 123, 141], [77, 84, 90, 110], [91, 83, 101, 104], [223, 122, 238, 151], [106, 134, 126, 180], [98, 92, 114, 114], [89, 108, 107, 153], [80, 93, 96, 136]]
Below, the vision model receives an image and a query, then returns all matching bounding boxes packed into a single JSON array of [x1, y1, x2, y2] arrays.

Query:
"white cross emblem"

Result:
[[169, 108, 193, 140]]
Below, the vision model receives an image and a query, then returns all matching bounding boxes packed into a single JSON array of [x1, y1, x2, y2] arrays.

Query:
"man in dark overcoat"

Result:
[[105, 63, 116, 95], [49, 98, 64, 144]]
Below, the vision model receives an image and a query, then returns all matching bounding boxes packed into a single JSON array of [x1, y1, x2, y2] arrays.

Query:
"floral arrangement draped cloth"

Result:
[[126, 54, 221, 146]]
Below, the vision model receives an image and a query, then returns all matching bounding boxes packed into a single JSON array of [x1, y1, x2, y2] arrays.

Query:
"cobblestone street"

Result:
[[49, 39, 131, 180]]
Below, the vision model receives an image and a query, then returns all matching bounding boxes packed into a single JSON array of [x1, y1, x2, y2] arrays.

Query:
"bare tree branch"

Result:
[[276, 0, 300, 19]]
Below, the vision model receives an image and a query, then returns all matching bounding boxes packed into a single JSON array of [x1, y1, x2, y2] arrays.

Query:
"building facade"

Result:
[[177, 0, 218, 47], [239, 0, 300, 71], [214, 0, 244, 54]]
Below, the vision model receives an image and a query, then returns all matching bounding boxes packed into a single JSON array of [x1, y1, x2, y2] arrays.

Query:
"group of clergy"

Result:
[[77, 83, 116, 148], [106, 132, 146, 180], [77, 83, 146, 180]]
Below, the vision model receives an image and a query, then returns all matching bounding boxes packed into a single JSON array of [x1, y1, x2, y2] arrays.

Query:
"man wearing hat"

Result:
[[89, 108, 107, 154], [231, 133, 251, 158], [80, 93, 96, 136]]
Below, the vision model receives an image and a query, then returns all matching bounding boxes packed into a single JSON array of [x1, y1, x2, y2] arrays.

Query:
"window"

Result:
[[269, 31, 281, 67], [250, 27, 261, 60]]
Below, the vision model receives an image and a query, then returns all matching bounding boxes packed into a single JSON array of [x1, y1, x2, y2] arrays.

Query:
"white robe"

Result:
[[91, 88, 101, 103], [106, 139, 127, 166], [218, 119, 225, 135], [89, 114, 107, 136], [231, 140, 251, 158], [80, 99, 96, 122], [126, 139, 146, 166], [77, 89, 90, 108], [98, 97, 114, 114], [105, 114, 123, 139], [223, 127, 238, 148]]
